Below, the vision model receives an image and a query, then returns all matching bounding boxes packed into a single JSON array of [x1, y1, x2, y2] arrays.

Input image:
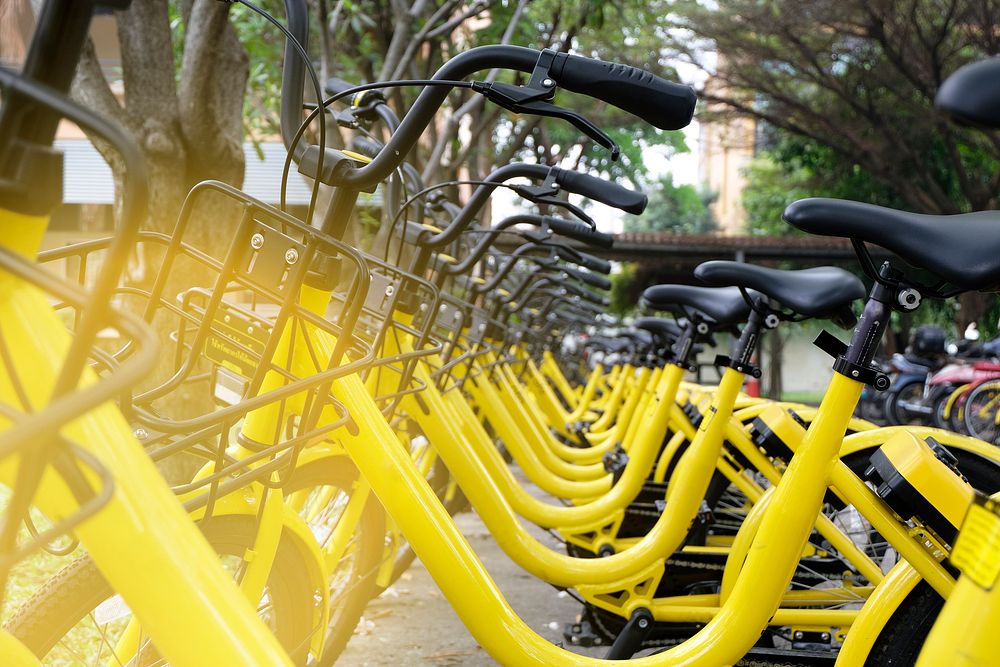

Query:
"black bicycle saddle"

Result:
[[783, 197, 1000, 291], [640, 285, 754, 327], [634, 317, 683, 345], [936, 57, 1000, 129], [694, 261, 864, 327]]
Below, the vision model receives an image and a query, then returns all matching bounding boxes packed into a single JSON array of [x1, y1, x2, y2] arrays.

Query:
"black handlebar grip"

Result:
[[325, 77, 356, 98], [562, 265, 612, 291], [577, 251, 611, 275], [555, 167, 646, 214], [556, 246, 612, 275], [564, 282, 604, 304], [350, 136, 383, 159], [549, 52, 697, 131], [544, 216, 614, 249]]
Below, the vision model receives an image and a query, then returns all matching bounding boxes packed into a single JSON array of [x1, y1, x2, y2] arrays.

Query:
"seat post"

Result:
[[842, 264, 897, 370], [732, 306, 765, 367], [670, 319, 698, 368]]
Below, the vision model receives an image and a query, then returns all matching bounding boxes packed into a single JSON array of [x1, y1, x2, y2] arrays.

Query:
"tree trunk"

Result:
[[765, 329, 783, 400]]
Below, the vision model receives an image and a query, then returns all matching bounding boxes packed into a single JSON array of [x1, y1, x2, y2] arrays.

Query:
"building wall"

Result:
[[1, 7, 119, 68], [760, 329, 835, 397], [698, 109, 755, 235], [697, 55, 757, 236]]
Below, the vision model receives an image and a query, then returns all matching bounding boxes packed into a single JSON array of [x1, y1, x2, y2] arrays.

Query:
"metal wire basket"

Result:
[[40, 181, 376, 510], [425, 295, 510, 390], [336, 250, 443, 417], [0, 245, 159, 604]]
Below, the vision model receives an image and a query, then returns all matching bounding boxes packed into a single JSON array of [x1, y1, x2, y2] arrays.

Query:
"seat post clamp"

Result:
[[714, 354, 762, 379], [832, 357, 891, 391], [814, 330, 890, 391]]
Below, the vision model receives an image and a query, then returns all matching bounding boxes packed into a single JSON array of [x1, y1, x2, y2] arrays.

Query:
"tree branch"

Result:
[[178, 0, 248, 182], [419, 0, 527, 181], [378, 0, 429, 81]]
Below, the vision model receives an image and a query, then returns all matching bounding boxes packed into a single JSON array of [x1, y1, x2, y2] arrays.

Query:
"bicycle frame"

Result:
[[0, 211, 293, 666], [916, 494, 1000, 666]]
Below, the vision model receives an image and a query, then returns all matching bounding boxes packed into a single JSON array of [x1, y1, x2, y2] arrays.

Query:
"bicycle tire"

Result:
[[864, 581, 943, 666], [928, 385, 955, 431], [5, 514, 317, 665], [282, 456, 386, 667], [883, 378, 927, 426], [963, 379, 1000, 442]]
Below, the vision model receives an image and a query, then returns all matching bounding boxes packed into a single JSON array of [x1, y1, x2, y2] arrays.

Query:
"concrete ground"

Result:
[[338, 485, 609, 666]]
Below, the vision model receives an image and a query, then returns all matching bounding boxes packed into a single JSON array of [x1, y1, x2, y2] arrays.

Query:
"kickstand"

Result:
[[605, 607, 654, 660]]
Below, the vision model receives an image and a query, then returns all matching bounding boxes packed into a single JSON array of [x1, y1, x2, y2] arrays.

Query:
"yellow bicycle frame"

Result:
[[0, 211, 292, 666]]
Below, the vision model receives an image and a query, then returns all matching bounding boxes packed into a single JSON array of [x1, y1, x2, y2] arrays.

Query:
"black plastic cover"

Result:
[[936, 58, 1000, 129], [550, 52, 697, 131], [555, 168, 647, 215]]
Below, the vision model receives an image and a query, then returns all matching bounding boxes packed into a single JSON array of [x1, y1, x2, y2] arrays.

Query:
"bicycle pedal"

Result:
[[562, 620, 604, 647]]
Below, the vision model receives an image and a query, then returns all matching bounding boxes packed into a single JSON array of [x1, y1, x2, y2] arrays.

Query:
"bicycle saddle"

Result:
[[633, 317, 682, 344], [618, 329, 653, 346], [783, 198, 1000, 291], [936, 57, 1000, 129], [639, 285, 753, 327], [694, 261, 864, 324], [586, 336, 631, 354]]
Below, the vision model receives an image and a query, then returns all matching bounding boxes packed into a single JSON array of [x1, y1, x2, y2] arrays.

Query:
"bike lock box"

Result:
[[750, 404, 808, 462], [864, 432, 975, 544]]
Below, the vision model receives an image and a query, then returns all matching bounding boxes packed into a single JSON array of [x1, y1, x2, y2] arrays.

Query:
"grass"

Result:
[[778, 390, 824, 406]]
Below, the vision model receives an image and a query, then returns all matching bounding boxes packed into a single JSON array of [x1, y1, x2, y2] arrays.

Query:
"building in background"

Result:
[[698, 58, 757, 235]]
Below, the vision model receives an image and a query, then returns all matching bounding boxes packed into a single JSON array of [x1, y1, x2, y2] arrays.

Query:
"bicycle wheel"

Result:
[[883, 378, 927, 426], [929, 385, 956, 431], [963, 380, 1000, 442], [5, 514, 318, 665], [282, 455, 386, 666], [864, 581, 943, 666]]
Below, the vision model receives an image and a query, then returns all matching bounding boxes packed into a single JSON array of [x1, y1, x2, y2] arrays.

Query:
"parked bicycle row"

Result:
[[1, 1, 999, 666]]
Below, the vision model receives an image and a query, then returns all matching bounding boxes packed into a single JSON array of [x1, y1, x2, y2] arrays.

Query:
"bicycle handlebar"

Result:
[[547, 51, 696, 131], [555, 246, 611, 274], [425, 163, 642, 248], [305, 45, 692, 190], [447, 214, 611, 276], [279, 0, 310, 156], [544, 217, 614, 248], [559, 264, 612, 290], [555, 168, 646, 214]]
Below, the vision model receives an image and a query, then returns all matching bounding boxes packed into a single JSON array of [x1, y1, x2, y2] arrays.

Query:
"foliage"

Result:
[[742, 133, 906, 235], [624, 173, 716, 233], [609, 262, 637, 316], [664, 0, 1000, 215]]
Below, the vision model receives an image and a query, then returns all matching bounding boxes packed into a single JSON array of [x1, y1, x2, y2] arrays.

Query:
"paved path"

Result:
[[338, 482, 608, 666]]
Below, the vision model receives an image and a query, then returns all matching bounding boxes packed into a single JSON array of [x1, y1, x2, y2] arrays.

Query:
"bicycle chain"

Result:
[[575, 553, 860, 649]]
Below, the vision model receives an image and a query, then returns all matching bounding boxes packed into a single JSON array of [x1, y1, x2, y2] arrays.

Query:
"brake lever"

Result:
[[304, 102, 360, 129], [472, 81, 620, 160], [518, 99, 620, 160], [509, 181, 595, 226], [534, 195, 594, 226]]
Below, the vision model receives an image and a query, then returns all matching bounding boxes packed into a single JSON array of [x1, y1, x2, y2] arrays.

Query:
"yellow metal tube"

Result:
[[443, 364, 684, 529], [0, 218, 293, 666], [918, 497, 1000, 666], [0, 631, 40, 667], [468, 376, 611, 498], [837, 561, 921, 666], [333, 368, 884, 665]]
